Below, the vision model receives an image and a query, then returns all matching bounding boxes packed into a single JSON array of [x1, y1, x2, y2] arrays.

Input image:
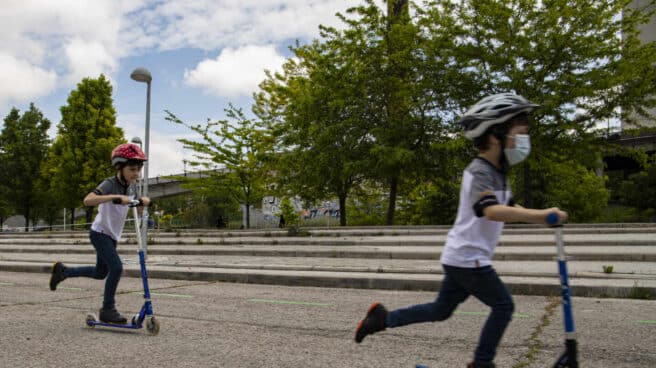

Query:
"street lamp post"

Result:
[[130, 137, 143, 198], [130, 67, 152, 254]]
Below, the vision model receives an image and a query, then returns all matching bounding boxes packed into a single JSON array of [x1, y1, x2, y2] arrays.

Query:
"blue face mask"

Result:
[[504, 134, 531, 165]]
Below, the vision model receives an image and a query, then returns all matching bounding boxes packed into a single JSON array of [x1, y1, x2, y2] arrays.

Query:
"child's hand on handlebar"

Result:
[[112, 195, 131, 205], [544, 208, 568, 225]]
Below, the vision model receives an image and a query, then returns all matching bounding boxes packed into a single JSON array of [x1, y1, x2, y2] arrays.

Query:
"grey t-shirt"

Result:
[[90, 177, 137, 241], [441, 157, 513, 268]]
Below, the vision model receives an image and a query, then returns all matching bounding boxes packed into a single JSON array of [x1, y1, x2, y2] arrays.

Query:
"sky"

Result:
[[0, 0, 382, 177]]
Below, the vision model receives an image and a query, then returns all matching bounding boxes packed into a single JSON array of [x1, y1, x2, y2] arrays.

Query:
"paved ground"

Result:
[[1, 271, 655, 368]]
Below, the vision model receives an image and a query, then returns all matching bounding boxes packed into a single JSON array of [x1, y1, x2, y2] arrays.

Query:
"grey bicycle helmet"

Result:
[[458, 93, 539, 140]]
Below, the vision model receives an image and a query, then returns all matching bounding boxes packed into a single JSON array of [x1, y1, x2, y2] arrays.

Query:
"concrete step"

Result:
[[2, 224, 655, 239], [2, 260, 654, 299], [3, 253, 654, 280], [0, 232, 653, 246], [1, 244, 655, 261]]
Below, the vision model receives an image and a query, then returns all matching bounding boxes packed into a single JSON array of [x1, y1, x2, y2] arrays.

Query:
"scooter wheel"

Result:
[[146, 316, 160, 335], [85, 313, 97, 328]]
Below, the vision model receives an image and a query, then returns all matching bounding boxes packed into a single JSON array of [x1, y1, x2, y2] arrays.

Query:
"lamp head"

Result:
[[130, 67, 152, 83]]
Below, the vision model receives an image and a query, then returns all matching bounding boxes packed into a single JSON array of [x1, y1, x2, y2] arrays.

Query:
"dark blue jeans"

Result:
[[386, 265, 514, 364], [63, 230, 123, 310]]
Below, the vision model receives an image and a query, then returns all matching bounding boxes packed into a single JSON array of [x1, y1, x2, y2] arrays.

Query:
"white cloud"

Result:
[[64, 38, 118, 84], [0, 53, 57, 105], [0, 0, 130, 102], [0, 0, 386, 112], [184, 45, 286, 98], [146, 134, 189, 177], [143, 0, 372, 51]]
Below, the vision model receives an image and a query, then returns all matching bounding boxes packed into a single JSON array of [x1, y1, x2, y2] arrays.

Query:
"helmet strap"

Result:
[[116, 166, 128, 186], [492, 128, 510, 173]]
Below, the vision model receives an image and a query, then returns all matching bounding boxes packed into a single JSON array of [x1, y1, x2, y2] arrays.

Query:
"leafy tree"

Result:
[[326, 0, 447, 225], [256, 0, 451, 226], [397, 137, 472, 224], [255, 39, 372, 226], [0, 104, 51, 230], [166, 105, 273, 229], [420, 0, 656, 215], [620, 160, 656, 216], [278, 197, 299, 228], [535, 158, 610, 222], [0, 196, 10, 231], [45, 75, 124, 226]]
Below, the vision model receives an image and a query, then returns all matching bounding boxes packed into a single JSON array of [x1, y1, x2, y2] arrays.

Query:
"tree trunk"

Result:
[[70, 208, 75, 230], [386, 177, 398, 225], [24, 207, 30, 232], [85, 207, 94, 229], [339, 195, 347, 226], [246, 204, 250, 229], [523, 165, 531, 208]]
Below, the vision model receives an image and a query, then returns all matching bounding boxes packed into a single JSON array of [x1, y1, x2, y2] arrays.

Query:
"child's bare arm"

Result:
[[83, 192, 130, 207], [483, 204, 567, 225]]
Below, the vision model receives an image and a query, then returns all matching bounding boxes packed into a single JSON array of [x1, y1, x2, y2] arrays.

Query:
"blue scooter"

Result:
[[85, 198, 160, 335], [547, 213, 578, 367]]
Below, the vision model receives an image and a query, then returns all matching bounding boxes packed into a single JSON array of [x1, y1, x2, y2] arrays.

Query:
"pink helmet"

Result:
[[111, 143, 147, 167]]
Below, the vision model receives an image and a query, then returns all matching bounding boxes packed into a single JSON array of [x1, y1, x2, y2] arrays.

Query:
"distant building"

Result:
[[624, 1, 656, 130]]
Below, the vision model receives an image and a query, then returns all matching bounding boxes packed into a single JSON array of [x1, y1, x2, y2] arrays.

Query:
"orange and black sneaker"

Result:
[[354, 301, 388, 343], [49, 262, 67, 291]]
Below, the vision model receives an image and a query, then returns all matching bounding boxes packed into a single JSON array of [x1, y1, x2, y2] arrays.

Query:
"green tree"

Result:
[[420, 0, 656, 216], [255, 39, 371, 226], [620, 161, 656, 217], [278, 197, 299, 228], [256, 0, 450, 226], [536, 158, 610, 222], [328, 0, 446, 225], [166, 105, 273, 229], [0, 195, 10, 231], [0, 104, 51, 230], [45, 75, 124, 226]]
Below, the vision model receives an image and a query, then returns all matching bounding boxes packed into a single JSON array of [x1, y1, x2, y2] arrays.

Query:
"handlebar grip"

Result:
[[546, 212, 560, 226]]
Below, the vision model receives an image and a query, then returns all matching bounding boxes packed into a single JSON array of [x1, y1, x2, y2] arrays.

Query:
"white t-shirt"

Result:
[[90, 176, 137, 241], [440, 157, 513, 268]]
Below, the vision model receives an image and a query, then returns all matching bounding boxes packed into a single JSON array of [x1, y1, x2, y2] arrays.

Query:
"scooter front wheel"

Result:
[[146, 316, 160, 335], [85, 313, 97, 328]]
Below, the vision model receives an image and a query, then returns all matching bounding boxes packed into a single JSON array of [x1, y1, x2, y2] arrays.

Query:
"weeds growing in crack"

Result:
[[512, 296, 560, 368]]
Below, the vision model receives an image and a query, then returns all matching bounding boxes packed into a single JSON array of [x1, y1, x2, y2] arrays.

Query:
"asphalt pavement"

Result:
[[1, 271, 655, 368]]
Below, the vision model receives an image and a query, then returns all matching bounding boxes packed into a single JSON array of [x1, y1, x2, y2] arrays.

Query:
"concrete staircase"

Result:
[[1, 224, 655, 298]]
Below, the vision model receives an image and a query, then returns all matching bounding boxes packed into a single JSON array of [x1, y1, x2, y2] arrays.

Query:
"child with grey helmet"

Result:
[[49, 143, 151, 324], [354, 93, 568, 368]]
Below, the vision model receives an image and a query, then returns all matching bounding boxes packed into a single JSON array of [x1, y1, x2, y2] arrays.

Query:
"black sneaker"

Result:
[[49, 262, 66, 291], [354, 301, 388, 343], [99, 308, 128, 324]]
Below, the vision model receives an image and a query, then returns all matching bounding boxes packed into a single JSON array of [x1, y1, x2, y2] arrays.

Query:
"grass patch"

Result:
[[628, 283, 654, 300]]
